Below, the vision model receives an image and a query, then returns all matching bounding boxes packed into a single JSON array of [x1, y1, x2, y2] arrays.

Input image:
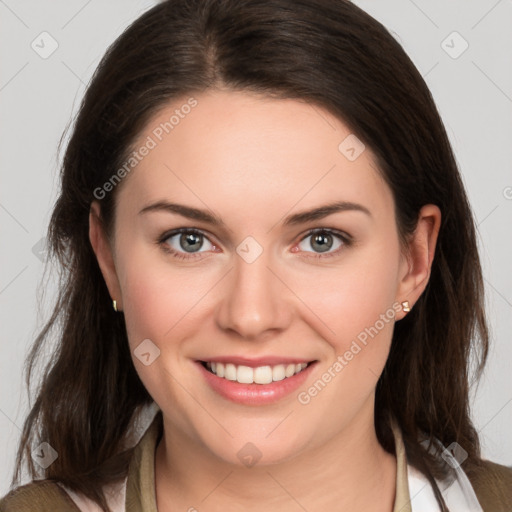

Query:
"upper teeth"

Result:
[[206, 362, 308, 384]]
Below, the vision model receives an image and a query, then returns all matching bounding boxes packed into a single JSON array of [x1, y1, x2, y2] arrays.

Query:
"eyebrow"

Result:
[[138, 200, 371, 226]]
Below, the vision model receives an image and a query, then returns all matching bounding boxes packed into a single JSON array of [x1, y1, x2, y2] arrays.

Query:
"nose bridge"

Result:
[[216, 240, 291, 339]]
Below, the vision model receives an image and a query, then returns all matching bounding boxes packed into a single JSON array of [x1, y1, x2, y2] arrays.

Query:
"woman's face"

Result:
[[95, 89, 419, 465]]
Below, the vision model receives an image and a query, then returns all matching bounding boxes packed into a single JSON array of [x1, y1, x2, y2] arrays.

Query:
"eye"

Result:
[[158, 227, 352, 261], [295, 228, 351, 258], [159, 228, 216, 260]]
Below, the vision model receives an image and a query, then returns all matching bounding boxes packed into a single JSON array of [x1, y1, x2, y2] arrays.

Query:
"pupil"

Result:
[[181, 233, 202, 252], [312, 233, 332, 253]]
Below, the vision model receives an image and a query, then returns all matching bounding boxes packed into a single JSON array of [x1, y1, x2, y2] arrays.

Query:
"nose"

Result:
[[215, 249, 293, 341]]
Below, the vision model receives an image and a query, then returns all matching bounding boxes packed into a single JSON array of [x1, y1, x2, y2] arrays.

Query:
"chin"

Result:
[[203, 430, 308, 469]]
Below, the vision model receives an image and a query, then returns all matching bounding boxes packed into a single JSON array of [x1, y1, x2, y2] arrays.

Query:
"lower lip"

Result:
[[196, 361, 317, 405]]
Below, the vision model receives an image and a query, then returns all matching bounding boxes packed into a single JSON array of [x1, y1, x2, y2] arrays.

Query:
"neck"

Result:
[[155, 402, 397, 512]]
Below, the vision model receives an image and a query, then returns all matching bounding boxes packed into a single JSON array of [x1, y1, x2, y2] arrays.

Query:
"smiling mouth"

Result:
[[200, 360, 315, 384]]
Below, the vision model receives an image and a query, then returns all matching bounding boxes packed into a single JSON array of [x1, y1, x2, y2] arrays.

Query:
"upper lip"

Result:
[[198, 356, 316, 368]]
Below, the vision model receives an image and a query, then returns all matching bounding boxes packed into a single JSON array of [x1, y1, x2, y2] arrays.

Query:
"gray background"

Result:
[[1, 0, 511, 494]]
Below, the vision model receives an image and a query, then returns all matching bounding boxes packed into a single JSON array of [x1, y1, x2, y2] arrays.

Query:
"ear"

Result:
[[395, 204, 441, 320], [89, 201, 123, 311]]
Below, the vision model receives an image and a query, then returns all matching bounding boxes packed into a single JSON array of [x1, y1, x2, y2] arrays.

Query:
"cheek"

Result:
[[120, 259, 208, 348], [117, 251, 214, 417], [114, 238, 184, 343], [290, 247, 400, 434], [290, 241, 401, 351]]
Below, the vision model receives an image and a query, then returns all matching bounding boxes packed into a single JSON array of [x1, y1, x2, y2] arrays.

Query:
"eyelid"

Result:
[[158, 227, 213, 244], [300, 227, 352, 243], [157, 228, 218, 250]]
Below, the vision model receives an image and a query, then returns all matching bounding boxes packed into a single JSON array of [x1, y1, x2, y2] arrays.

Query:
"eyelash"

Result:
[[157, 227, 353, 261]]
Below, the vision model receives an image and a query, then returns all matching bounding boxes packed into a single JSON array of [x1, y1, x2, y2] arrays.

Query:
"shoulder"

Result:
[[464, 458, 512, 511], [0, 406, 161, 512], [0, 480, 80, 512]]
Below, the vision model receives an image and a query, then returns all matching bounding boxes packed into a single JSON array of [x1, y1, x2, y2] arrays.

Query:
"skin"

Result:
[[89, 89, 441, 511]]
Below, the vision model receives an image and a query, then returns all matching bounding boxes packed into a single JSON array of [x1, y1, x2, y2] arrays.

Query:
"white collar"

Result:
[[406, 440, 483, 511]]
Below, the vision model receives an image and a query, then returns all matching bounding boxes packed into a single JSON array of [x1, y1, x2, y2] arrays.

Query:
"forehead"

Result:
[[116, 89, 393, 225]]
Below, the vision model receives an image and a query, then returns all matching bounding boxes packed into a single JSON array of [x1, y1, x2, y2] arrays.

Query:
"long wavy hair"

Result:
[[10, 1, 489, 510]]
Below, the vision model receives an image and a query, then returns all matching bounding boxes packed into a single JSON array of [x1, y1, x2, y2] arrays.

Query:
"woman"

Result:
[[1, 0, 511, 511]]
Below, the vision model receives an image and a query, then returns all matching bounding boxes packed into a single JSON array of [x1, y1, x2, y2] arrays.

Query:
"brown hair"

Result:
[[11, 1, 489, 510]]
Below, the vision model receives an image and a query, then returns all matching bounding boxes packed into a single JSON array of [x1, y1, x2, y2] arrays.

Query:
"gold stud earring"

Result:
[[401, 300, 411, 313], [113, 299, 118, 312]]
